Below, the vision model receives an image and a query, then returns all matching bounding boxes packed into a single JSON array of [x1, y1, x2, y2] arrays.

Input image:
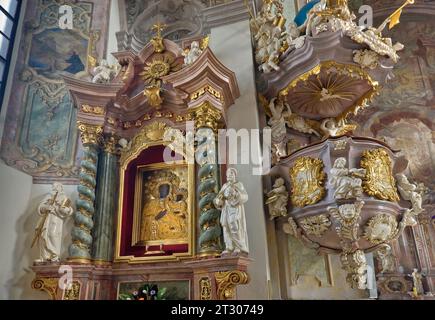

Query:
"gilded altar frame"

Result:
[[131, 162, 195, 248], [114, 122, 196, 263]]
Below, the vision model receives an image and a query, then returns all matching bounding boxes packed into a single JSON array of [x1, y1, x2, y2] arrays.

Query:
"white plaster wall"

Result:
[[211, 20, 270, 300], [0, 0, 79, 299], [106, 0, 121, 64]]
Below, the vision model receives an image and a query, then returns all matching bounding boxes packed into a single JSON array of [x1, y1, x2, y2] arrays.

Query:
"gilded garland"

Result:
[[289, 157, 326, 208], [360, 148, 400, 202]]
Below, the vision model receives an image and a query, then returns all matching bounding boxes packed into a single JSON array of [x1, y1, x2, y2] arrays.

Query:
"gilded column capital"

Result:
[[103, 134, 119, 154], [190, 101, 222, 132], [215, 270, 249, 300], [77, 122, 103, 146], [31, 277, 58, 300]]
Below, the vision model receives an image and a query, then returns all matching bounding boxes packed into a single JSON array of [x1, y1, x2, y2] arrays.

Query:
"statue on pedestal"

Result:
[[32, 183, 73, 262], [214, 168, 249, 255]]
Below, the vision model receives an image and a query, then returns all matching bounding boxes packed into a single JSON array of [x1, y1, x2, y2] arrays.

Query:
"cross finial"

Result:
[[152, 22, 167, 38]]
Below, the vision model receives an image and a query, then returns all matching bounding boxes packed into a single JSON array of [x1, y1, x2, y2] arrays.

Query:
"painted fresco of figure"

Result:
[[214, 168, 249, 255], [64, 50, 85, 74]]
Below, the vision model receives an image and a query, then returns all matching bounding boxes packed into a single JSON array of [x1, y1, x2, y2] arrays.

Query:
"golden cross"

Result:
[[152, 22, 167, 38]]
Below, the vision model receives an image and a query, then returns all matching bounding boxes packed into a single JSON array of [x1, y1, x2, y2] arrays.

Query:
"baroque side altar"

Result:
[[31, 28, 250, 300]]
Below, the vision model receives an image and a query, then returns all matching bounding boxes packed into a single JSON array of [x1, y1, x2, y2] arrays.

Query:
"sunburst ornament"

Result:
[[140, 53, 181, 87]]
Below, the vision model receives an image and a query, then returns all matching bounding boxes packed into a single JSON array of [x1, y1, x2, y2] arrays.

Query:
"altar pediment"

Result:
[[64, 36, 240, 138]]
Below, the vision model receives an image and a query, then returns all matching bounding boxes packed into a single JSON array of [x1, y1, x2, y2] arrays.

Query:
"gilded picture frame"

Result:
[[131, 162, 195, 248], [114, 122, 196, 263]]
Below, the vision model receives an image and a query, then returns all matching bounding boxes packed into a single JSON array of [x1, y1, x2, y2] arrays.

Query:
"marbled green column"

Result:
[[192, 102, 224, 257], [69, 123, 102, 263], [92, 135, 119, 263]]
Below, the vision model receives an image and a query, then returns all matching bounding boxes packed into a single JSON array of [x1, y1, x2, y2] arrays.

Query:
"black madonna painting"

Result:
[[132, 163, 191, 247]]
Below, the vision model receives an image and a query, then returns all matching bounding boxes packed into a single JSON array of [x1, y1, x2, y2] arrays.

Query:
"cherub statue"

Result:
[[32, 183, 73, 262], [283, 102, 321, 137], [265, 178, 288, 220], [118, 138, 132, 151], [91, 59, 119, 84], [329, 157, 366, 199], [320, 118, 357, 138], [183, 41, 203, 66], [214, 168, 249, 255], [396, 173, 425, 215]]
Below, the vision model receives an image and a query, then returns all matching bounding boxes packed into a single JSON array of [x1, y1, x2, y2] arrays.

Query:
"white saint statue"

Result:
[[329, 157, 366, 199], [214, 168, 249, 255], [266, 178, 288, 220], [91, 59, 119, 84], [32, 183, 73, 262], [183, 41, 203, 66]]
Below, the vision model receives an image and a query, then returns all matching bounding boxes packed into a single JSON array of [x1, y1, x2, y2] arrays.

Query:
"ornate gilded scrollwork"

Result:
[[103, 134, 118, 154], [364, 214, 398, 245], [120, 122, 169, 167], [31, 278, 58, 300], [299, 214, 331, 237], [200, 277, 212, 300], [190, 101, 222, 133], [360, 148, 400, 202], [289, 157, 326, 208], [190, 85, 223, 102], [63, 281, 81, 300], [80, 104, 105, 115], [215, 270, 249, 300], [77, 122, 103, 146]]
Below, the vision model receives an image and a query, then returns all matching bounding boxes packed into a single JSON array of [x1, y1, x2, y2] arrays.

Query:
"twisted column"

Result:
[[68, 122, 102, 263], [92, 135, 119, 263], [192, 102, 224, 256]]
